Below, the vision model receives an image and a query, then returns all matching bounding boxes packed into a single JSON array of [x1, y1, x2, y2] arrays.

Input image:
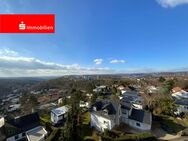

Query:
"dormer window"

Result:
[[104, 120, 108, 124], [103, 109, 108, 115]]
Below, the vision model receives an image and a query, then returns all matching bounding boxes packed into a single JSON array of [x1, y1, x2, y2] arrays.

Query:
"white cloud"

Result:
[[0, 49, 187, 77], [156, 0, 188, 8], [0, 48, 18, 56], [94, 58, 103, 65], [0, 49, 113, 77], [110, 59, 126, 64]]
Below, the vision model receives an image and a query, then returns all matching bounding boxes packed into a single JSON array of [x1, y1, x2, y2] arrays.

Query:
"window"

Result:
[[58, 115, 63, 118], [15, 135, 19, 140], [22, 133, 26, 137], [104, 121, 108, 124], [136, 123, 141, 127], [122, 111, 127, 114]]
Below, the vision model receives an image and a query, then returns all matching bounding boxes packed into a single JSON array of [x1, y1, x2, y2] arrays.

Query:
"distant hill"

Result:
[[0, 78, 46, 98]]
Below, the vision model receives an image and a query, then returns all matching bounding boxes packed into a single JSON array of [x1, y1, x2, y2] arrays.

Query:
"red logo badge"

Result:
[[0, 14, 55, 33]]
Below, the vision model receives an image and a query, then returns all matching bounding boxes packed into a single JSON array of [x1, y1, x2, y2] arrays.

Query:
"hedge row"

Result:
[[102, 132, 157, 141], [45, 128, 60, 141]]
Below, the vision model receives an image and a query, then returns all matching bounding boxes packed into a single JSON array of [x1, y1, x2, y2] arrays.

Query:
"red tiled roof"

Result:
[[172, 87, 182, 93]]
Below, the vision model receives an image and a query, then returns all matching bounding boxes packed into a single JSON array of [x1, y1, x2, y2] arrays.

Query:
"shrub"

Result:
[[46, 128, 60, 141], [102, 132, 157, 141]]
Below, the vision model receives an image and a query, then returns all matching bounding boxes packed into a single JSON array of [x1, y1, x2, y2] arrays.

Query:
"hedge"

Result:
[[102, 132, 157, 141], [45, 128, 60, 141]]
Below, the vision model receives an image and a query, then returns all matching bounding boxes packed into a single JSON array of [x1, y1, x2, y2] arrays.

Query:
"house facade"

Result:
[[127, 108, 152, 130], [90, 101, 121, 132], [121, 97, 152, 131], [51, 105, 69, 125], [90, 113, 115, 132], [90, 99, 152, 132]]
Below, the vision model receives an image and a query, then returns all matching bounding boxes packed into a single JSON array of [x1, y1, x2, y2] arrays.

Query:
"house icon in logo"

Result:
[[19, 21, 26, 30]]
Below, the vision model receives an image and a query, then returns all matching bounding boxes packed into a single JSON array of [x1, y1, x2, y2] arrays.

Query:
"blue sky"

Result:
[[0, 0, 188, 77]]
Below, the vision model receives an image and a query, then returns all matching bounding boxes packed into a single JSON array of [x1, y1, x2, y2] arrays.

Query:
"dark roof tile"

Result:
[[129, 108, 151, 124]]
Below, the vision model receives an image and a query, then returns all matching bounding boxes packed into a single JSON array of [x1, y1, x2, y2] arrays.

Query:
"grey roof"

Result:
[[51, 106, 69, 116], [175, 99, 188, 106], [122, 91, 142, 103], [122, 90, 139, 97], [129, 108, 151, 125], [27, 126, 47, 141], [90, 100, 119, 120], [121, 101, 131, 110]]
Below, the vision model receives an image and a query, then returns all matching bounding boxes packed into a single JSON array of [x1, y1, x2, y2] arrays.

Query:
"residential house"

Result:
[[93, 85, 107, 93], [122, 90, 139, 97], [174, 99, 188, 115], [7, 104, 21, 112], [0, 113, 47, 141], [117, 85, 127, 94], [120, 98, 152, 130], [132, 100, 144, 110], [80, 101, 89, 108], [122, 90, 144, 110], [120, 100, 132, 123], [90, 99, 151, 132], [30, 90, 42, 95], [10, 98, 19, 104], [171, 87, 188, 115], [86, 93, 93, 99], [172, 89, 188, 99], [90, 100, 121, 132], [51, 105, 69, 125], [117, 85, 125, 91], [147, 86, 159, 94], [128, 108, 152, 130], [172, 87, 182, 93]]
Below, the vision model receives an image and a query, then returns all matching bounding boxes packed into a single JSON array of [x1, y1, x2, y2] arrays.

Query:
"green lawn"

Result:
[[40, 114, 51, 123], [172, 117, 188, 127], [82, 111, 90, 124], [158, 115, 186, 133]]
